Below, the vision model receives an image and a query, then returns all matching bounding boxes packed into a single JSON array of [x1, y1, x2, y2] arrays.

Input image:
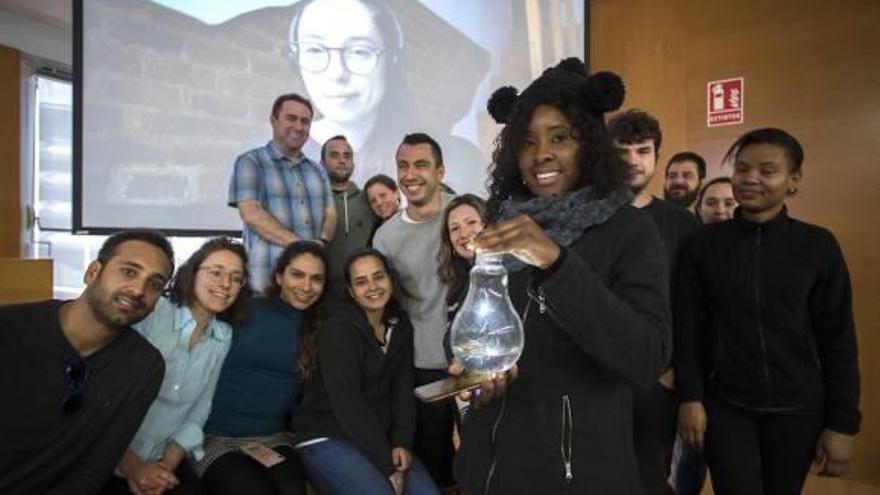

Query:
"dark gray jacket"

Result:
[[455, 205, 671, 495], [291, 302, 415, 477]]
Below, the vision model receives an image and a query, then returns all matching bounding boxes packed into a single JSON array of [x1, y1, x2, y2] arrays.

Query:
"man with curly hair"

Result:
[[608, 109, 698, 495]]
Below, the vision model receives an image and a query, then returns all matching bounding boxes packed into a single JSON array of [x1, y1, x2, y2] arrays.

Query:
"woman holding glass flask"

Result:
[[449, 58, 671, 495]]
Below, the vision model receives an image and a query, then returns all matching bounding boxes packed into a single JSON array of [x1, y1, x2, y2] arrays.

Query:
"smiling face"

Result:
[[276, 253, 326, 310], [615, 139, 657, 194], [83, 240, 172, 330], [396, 143, 444, 207], [517, 105, 582, 197], [366, 182, 399, 220], [191, 250, 245, 317], [296, 0, 387, 124], [698, 181, 738, 224], [731, 143, 800, 222], [447, 204, 485, 260], [347, 255, 392, 313], [271, 100, 312, 155]]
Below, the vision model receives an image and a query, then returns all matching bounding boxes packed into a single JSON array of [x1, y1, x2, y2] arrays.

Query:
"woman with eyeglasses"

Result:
[[99, 237, 250, 495], [292, 249, 440, 495], [288, 0, 485, 192], [194, 241, 327, 495]]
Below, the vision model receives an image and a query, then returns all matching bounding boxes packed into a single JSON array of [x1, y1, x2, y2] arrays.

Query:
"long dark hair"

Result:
[[343, 248, 406, 325], [485, 97, 627, 218], [437, 194, 487, 300], [266, 241, 329, 381], [168, 237, 251, 326]]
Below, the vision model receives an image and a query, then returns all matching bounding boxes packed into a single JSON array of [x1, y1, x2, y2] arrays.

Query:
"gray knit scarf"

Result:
[[494, 186, 632, 271]]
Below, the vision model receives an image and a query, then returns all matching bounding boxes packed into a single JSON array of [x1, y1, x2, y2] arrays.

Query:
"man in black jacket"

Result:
[[0, 230, 172, 494], [609, 109, 698, 495]]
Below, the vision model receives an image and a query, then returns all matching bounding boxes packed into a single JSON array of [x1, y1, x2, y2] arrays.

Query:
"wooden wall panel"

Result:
[[593, 0, 880, 490], [0, 259, 52, 304], [0, 45, 21, 257]]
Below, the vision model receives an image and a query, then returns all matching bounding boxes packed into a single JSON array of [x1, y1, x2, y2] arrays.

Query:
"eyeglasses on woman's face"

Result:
[[292, 42, 385, 76], [198, 266, 246, 287]]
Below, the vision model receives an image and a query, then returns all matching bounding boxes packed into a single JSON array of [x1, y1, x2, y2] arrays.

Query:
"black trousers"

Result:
[[414, 368, 458, 489], [201, 446, 306, 495], [704, 394, 822, 495], [99, 462, 206, 495], [632, 382, 677, 495]]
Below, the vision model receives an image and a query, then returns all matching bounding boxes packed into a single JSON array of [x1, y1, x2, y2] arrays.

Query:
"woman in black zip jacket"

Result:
[[675, 128, 860, 495], [452, 59, 671, 494], [291, 249, 440, 495]]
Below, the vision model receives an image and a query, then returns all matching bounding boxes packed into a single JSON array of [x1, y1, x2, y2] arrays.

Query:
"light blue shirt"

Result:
[[129, 297, 233, 462]]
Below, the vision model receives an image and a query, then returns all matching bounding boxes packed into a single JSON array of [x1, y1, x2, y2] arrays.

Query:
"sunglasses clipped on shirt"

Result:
[[62, 356, 89, 415]]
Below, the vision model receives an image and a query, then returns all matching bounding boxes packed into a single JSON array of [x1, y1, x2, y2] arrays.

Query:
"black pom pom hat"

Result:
[[486, 57, 625, 125]]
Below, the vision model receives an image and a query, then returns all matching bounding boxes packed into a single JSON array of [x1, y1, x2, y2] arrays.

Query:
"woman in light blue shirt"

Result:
[[99, 237, 251, 495]]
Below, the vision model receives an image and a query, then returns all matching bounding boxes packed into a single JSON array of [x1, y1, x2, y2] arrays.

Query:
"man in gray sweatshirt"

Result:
[[372, 132, 455, 490], [322, 135, 378, 304]]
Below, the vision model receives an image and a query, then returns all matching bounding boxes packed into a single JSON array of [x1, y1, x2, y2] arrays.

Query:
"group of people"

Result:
[[1, 56, 860, 495]]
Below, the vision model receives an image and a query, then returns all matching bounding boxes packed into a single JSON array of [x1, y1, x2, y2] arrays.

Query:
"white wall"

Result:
[[0, 10, 71, 66]]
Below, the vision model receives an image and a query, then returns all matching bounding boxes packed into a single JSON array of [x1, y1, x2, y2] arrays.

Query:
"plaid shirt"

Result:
[[228, 141, 333, 291]]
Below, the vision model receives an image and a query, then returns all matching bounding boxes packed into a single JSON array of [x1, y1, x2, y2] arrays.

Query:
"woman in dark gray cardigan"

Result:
[[292, 249, 440, 495], [452, 58, 670, 494]]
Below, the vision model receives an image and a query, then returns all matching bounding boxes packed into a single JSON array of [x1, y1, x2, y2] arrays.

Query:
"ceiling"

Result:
[[0, 0, 71, 27]]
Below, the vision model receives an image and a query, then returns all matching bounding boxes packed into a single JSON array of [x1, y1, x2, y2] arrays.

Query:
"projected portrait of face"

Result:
[[290, 0, 397, 127]]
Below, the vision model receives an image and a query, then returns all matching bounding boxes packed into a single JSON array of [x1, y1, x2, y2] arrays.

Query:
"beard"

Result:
[[328, 169, 353, 185], [664, 187, 700, 208], [84, 282, 149, 330]]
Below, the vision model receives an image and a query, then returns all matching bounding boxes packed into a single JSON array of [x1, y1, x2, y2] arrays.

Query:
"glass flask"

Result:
[[450, 252, 524, 374]]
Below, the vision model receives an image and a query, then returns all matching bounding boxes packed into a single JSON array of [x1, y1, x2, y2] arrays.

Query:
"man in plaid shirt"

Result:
[[228, 93, 337, 292]]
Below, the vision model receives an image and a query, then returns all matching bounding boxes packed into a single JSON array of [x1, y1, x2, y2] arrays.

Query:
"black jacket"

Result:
[[454, 205, 671, 495], [291, 302, 416, 476], [674, 208, 860, 434]]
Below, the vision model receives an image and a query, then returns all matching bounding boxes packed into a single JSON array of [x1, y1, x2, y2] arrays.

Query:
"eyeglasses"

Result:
[[291, 42, 385, 76], [198, 266, 246, 287], [62, 356, 89, 415]]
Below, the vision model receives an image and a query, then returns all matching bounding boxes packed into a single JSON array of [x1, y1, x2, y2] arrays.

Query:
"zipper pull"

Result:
[[564, 462, 573, 482], [537, 286, 546, 314]]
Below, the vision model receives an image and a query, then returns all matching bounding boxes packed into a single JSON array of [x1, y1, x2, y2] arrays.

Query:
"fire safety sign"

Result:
[[707, 77, 744, 127]]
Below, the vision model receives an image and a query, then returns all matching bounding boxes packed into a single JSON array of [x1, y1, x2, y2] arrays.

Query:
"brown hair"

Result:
[[437, 194, 487, 295], [168, 237, 251, 325]]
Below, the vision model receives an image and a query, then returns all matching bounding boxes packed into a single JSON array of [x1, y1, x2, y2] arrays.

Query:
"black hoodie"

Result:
[[291, 301, 415, 476]]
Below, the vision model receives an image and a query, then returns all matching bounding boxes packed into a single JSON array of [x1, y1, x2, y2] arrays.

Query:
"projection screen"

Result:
[[74, 0, 586, 234]]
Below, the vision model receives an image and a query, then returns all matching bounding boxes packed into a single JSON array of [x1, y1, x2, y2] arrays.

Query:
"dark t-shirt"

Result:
[[0, 300, 164, 495], [641, 196, 699, 274]]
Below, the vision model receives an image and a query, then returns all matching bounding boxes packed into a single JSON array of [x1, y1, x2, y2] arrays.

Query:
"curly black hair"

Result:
[[485, 98, 628, 218]]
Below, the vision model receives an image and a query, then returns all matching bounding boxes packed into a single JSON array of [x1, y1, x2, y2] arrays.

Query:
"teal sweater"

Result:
[[204, 297, 303, 437]]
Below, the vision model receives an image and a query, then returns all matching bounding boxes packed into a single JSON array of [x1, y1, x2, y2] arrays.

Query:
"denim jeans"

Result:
[[297, 438, 441, 495]]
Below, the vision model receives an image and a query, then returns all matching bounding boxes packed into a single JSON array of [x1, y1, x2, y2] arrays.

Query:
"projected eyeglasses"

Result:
[[291, 42, 385, 76]]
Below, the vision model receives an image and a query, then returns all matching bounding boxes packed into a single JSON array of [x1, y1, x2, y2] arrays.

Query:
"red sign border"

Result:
[[707, 77, 745, 128]]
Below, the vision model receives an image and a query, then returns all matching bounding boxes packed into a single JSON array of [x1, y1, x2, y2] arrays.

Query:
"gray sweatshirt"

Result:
[[372, 194, 452, 369]]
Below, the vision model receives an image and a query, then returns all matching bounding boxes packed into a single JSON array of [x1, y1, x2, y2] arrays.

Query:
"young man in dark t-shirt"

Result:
[[0, 230, 174, 495], [609, 110, 698, 495]]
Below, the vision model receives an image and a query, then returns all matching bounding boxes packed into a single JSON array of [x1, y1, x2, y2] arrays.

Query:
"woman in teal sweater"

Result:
[[195, 241, 327, 495]]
